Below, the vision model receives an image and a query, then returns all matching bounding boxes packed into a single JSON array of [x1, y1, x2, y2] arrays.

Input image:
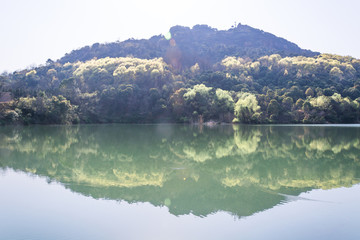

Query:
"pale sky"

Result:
[[1, 0, 360, 73]]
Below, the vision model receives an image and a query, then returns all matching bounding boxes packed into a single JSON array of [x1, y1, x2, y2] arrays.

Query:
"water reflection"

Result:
[[0, 124, 359, 218]]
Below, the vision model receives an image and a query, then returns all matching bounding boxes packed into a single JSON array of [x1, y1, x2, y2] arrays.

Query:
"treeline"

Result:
[[1, 53, 360, 124]]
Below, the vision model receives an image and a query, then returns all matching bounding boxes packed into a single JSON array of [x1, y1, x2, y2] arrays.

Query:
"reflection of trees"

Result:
[[0, 125, 360, 217], [233, 125, 261, 154], [227, 126, 360, 190]]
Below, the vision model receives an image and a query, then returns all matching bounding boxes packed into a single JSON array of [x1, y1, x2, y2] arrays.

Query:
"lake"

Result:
[[0, 124, 360, 240]]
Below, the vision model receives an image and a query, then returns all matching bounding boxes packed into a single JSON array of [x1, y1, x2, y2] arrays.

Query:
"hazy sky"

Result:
[[1, 0, 360, 72]]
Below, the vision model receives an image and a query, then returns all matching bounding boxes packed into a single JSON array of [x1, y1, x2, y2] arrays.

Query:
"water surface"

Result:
[[0, 124, 359, 239]]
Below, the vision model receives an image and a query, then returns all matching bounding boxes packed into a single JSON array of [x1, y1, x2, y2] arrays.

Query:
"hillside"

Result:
[[59, 24, 317, 69], [0, 24, 359, 125]]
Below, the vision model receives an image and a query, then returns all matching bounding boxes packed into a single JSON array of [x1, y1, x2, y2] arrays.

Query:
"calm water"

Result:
[[0, 124, 360, 240]]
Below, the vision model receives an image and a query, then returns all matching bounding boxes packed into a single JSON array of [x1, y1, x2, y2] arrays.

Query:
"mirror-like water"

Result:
[[0, 124, 360, 239]]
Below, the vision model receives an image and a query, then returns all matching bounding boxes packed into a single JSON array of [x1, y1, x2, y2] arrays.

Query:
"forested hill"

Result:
[[59, 24, 317, 69], [1, 25, 360, 125]]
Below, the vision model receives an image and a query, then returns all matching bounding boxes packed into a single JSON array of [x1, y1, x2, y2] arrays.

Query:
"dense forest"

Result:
[[0, 24, 359, 124]]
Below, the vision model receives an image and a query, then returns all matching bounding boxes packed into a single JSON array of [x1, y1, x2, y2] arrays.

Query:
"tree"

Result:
[[267, 99, 280, 121], [330, 67, 344, 81], [234, 92, 260, 123], [282, 97, 293, 111], [183, 84, 213, 122], [213, 89, 234, 122], [170, 88, 187, 121], [305, 88, 314, 97]]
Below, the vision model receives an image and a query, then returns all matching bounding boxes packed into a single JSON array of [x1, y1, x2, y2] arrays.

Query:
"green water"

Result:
[[0, 124, 360, 239]]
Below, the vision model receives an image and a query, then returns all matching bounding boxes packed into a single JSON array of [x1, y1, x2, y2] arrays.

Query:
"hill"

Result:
[[59, 24, 317, 69], [0, 24, 359, 125]]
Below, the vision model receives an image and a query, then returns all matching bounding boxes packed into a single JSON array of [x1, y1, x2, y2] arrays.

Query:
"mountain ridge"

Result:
[[58, 24, 318, 69]]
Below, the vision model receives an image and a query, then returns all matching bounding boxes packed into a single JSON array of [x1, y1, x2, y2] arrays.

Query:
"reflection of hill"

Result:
[[0, 124, 359, 217]]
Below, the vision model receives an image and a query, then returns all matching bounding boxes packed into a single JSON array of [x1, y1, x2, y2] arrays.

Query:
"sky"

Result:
[[1, 0, 360, 73]]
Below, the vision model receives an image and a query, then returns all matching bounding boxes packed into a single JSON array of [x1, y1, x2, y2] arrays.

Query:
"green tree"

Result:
[[234, 93, 260, 123], [183, 84, 213, 122], [267, 99, 280, 121], [213, 89, 234, 122], [305, 88, 315, 97]]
